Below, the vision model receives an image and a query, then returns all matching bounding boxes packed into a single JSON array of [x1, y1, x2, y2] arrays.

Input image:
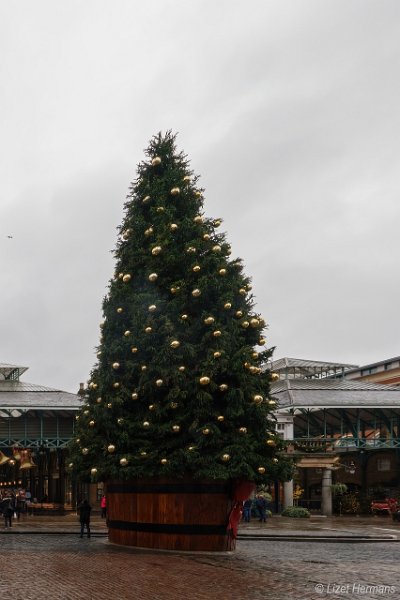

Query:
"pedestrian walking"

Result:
[[255, 494, 268, 523], [78, 499, 92, 538], [100, 494, 107, 519], [3, 498, 14, 529], [242, 498, 252, 522]]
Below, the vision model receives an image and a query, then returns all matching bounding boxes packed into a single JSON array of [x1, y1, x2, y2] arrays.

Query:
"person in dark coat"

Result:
[[3, 498, 14, 529], [255, 494, 268, 523], [78, 499, 92, 538]]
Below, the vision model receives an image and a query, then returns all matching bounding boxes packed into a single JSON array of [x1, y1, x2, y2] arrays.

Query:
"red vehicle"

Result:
[[371, 498, 400, 521]]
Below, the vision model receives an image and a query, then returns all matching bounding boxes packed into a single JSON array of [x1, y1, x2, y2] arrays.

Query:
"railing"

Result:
[[0, 437, 72, 449], [292, 437, 400, 450]]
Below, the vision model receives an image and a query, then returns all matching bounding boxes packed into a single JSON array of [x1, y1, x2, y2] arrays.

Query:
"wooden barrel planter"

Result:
[[106, 478, 238, 551]]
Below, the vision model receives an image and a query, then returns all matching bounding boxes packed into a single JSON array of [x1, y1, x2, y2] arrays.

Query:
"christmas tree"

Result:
[[70, 131, 292, 485]]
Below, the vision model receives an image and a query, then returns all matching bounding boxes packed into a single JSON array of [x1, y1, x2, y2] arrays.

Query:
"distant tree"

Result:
[[70, 131, 293, 485]]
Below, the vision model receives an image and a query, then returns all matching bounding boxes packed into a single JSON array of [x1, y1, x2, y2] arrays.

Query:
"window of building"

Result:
[[377, 458, 391, 472]]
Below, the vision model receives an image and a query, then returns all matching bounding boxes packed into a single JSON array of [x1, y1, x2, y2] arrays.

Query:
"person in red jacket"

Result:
[[100, 495, 107, 519]]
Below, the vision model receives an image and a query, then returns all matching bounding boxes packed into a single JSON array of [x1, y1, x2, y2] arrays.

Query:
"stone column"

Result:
[[283, 480, 294, 509], [321, 468, 332, 516]]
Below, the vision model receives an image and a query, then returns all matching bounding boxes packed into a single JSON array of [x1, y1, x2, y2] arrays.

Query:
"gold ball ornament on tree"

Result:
[[170, 402, 178, 408], [257, 467, 266, 474], [266, 439, 276, 447], [239, 288, 247, 295], [172, 425, 180, 433], [221, 454, 231, 462], [117, 418, 124, 424], [170, 187, 180, 196], [122, 274, 131, 283], [241, 321, 250, 328], [213, 351, 222, 358], [120, 457, 129, 466], [151, 156, 162, 166], [181, 314, 188, 320], [161, 458, 168, 464], [89, 420, 95, 427], [107, 403, 113, 408], [113, 382, 120, 389], [170, 223, 178, 231], [258, 338, 266, 346], [170, 340, 180, 349], [224, 302, 232, 310], [142, 195, 151, 204], [199, 376, 210, 385], [268, 399, 277, 406], [91, 468, 98, 475], [124, 330, 131, 337], [192, 265, 201, 273], [271, 373, 280, 381], [212, 245, 221, 253], [239, 427, 247, 434], [204, 316, 215, 325], [143, 421, 150, 428], [131, 393, 139, 400], [250, 318, 260, 328], [178, 366, 185, 372], [151, 246, 162, 256], [145, 327, 152, 334], [273, 458, 279, 464], [213, 219, 222, 227], [148, 404, 155, 411], [219, 384, 228, 391], [203, 233, 210, 241], [202, 428, 210, 435], [253, 394, 264, 404], [193, 215, 203, 224], [141, 365, 147, 371], [217, 415, 225, 422], [112, 362, 120, 370], [96, 397, 102, 404], [155, 379, 163, 387], [148, 304, 157, 312], [186, 246, 196, 253], [235, 310, 243, 318], [156, 206, 165, 213], [140, 451, 147, 457], [192, 288, 201, 297], [144, 227, 153, 237], [182, 175, 191, 183], [213, 330, 222, 337], [117, 307, 123, 313], [83, 410, 89, 415], [218, 268, 227, 276], [131, 346, 138, 353], [107, 444, 116, 453], [148, 273, 158, 282], [82, 448, 89, 455]]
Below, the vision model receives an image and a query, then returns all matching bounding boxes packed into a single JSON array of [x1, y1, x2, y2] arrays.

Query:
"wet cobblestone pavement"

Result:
[[1, 514, 399, 599]]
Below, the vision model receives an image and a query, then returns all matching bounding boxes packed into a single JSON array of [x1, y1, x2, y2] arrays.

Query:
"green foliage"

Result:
[[69, 131, 292, 483], [281, 506, 310, 518], [331, 483, 348, 496]]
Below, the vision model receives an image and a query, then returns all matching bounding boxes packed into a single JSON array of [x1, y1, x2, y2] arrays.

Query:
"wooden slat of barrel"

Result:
[[106, 479, 235, 551]]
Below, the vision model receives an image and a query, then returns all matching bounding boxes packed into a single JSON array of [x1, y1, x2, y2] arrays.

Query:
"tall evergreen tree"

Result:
[[70, 132, 292, 484]]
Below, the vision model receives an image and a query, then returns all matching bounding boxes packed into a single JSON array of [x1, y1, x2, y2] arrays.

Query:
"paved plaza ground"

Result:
[[1, 512, 400, 600]]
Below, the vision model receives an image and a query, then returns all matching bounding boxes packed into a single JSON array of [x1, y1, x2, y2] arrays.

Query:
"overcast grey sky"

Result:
[[1, 0, 400, 392]]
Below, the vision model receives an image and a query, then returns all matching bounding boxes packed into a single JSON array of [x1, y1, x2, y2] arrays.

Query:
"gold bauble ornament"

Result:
[[188, 446, 195, 451], [131, 346, 138, 353], [213, 330, 222, 337], [151, 156, 161, 166], [113, 382, 120, 389], [91, 468, 98, 475], [142, 195, 151, 204], [204, 316, 215, 325], [122, 274, 131, 283], [181, 314, 188, 320], [235, 310, 243, 318], [89, 420, 95, 427], [192, 288, 201, 297], [258, 338, 266, 346], [170, 286, 178, 294], [83, 410, 89, 415], [170, 223, 178, 231], [213, 351, 221, 358], [219, 384, 228, 391], [257, 467, 266, 474], [221, 454, 231, 462], [155, 379, 163, 387], [241, 321, 250, 328], [144, 227, 153, 236], [143, 421, 150, 428], [141, 365, 147, 371], [170, 340, 180, 349], [148, 304, 157, 312], [148, 273, 158, 282], [273, 458, 279, 464], [120, 457, 128, 466], [219, 268, 227, 276], [224, 302, 232, 310], [96, 397, 102, 404], [100, 321, 105, 328], [172, 425, 180, 432], [97, 351, 102, 358], [170, 402, 178, 409], [247, 285, 252, 291], [266, 439, 276, 447], [151, 246, 162, 256], [117, 417, 124, 424], [107, 403, 113, 408], [203, 233, 210, 241], [253, 394, 264, 404], [140, 451, 147, 457], [186, 246, 196, 253], [252, 352, 259, 359], [145, 327, 152, 333], [192, 265, 201, 272], [217, 415, 225, 422], [202, 428, 210, 435], [156, 206, 165, 213], [75, 416, 80, 421], [170, 187, 180, 196], [117, 307, 123, 313], [68, 462, 74, 468], [250, 318, 260, 328], [199, 376, 210, 385], [268, 399, 277, 406], [122, 228, 131, 240], [271, 373, 280, 381], [195, 190, 202, 198], [82, 448, 89, 455], [213, 219, 222, 227], [239, 427, 247, 434], [178, 366, 185, 372], [124, 330, 131, 337], [212, 245, 221, 253], [112, 362, 120, 370], [161, 458, 168, 464], [107, 444, 116, 453], [239, 288, 247, 295], [193, 215, 203, 224], [131, 393, 138, 400], [149, 404, 155, 410], [183, 175, 191, 182]]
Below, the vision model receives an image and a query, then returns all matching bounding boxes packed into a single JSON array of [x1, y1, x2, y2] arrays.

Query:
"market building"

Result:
[[0, 362, 82, 508], [271, 357, 400, 515]]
